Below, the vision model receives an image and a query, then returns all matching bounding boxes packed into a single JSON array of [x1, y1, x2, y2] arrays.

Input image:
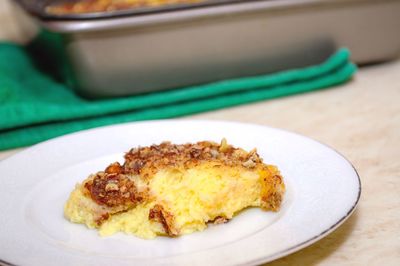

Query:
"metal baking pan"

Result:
[[17, 0, 400, 98]]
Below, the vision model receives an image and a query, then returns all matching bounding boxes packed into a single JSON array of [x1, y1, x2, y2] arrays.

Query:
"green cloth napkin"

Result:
[[0, 43, 356, 150]]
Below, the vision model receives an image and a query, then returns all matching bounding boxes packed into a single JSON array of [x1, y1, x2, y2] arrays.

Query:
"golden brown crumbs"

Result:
[[149, 204, 178, 236], [83, 172, 141, 208], [123, 140, 263, 177]]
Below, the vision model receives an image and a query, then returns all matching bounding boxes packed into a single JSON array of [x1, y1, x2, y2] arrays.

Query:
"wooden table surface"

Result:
[[0, 0, 399, 263], [1, 59, 399, 265]]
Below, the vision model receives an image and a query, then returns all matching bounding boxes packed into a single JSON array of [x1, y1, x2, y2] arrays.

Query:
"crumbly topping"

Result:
[[80, 140, 280, 228], [83, 163, 144, 208], [211, 216, 229, 225], [95, 213, 110, 226], [105, 162, 124, 174], [260, 173, 285, 211], [47, 0, 203, 15], [148, 204, 178, 236], [123, 139, 263, 178]]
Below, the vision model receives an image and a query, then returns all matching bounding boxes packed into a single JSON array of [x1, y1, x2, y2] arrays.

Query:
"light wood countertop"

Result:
[[1, 59, 399, 265]]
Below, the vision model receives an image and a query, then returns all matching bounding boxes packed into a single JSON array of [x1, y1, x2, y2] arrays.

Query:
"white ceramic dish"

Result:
[[0, 120, 361, 266]]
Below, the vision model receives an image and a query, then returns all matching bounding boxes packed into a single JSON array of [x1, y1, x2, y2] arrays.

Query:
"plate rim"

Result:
[[246, 165, 361, 265], [0, 119, 362, 266]]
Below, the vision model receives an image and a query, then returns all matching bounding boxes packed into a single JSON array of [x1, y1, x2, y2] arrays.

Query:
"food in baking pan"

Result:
[[46, 0, 204, 14]]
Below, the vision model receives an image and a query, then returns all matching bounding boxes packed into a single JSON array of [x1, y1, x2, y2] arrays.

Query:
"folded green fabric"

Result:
[[0, 43, 356, 150]]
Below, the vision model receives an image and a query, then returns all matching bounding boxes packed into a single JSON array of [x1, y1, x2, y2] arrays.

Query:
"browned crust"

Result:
[[84, 172, 139, 208], [211, 216, 229, 225], [123, 140, 263, 178], [95, 213, 110, 226], [83, 140, 263, 210], [83, 164, 148, 225], [260, 173, 285, 211], [78, 140, 284, 228], [105, 162, 124, 175], [47, 0, 202, 15], [148, 204, 178, 237]]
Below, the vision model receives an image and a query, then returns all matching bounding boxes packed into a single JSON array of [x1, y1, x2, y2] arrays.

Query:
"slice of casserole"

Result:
[[64, 139, 285, 239]]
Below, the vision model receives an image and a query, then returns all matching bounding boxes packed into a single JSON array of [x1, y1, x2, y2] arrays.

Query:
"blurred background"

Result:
[[0, 0, 38, 44], [2, 0, 399, 98], [0, 0, 399, 147]]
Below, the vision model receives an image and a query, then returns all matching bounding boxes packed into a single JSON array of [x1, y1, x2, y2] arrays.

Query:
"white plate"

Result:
[[0, 120, 360, 266]]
